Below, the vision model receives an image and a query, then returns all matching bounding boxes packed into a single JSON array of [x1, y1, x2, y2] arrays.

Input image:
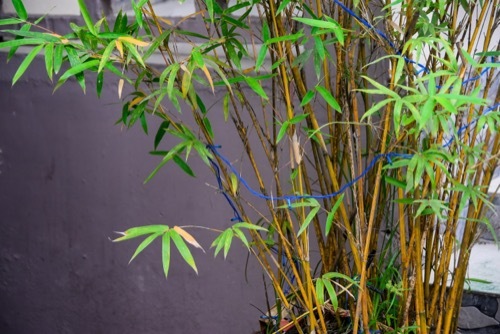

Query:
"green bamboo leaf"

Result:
[[255, 44, 268, 72], [232, 228, 250, 249], [77, 0, 96, 35], [172, 154, 195, 177], [96, 71, 104, 98], [7, 23, 31, 60], [276, 0, 292, 15], [113, 225, 169, 242], [393, 99, 403, 137], [476, 51, 500, 57], [44, 43, 54, 81], [223, 93, 230, 122], [244, 76, 268, 100], [297, 206, 320, 236], [316, 278, 325, 305], [98, 41, 115, 73], [0, 18, 22, 26], [325, 193, 344, 236], [361, 98, 394, 121], [162, 231, 171, 278], [123, 41, 145, 67], [223, 228, 233, 259], [205, 0, 215, 22], [144, 30, 170, 60], [12, 44, 43, 85], [129, 231, 163, 263], [276, 121, 289, 143], [325, 16, 345, 45], [202, 116, 213, 138], [170, 229, 198, 274], [233, 222, 268, 232], [139, 110, 148, 134], [56, 59, 99, 89], [211, 230, 228, 257], [64, 46, 86, 92], [289, 113, 309, 125], [293, 17, 339, 30], [0, 38, 44, 49], [322, 272, 358, 286], [323, 279, 338, 310], [301, 90, 315, 106], [313, 36, 325, 61], [384, 176, 406, 189], [12, 0, 28, 20], [191, 49, 204, 68], [167, 63, 180, 99], [316, 86, 341, 112], [154, 121, 170, 149], [361, 75, 400, 99], [144, 143, 185, 183], [53, 43, 64, 74], [2, 30, 60, 42], [265, 31, 304, 44]]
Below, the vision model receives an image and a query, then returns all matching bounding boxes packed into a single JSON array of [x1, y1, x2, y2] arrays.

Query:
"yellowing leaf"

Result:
[[173, 226, 205, 252], [50, 33, 69, 44], [230, 174, 238, 196], [115, 40, 124, 58], [118, 78, 124, 99], [118, 36, 150, 47], [200, 64, 214, 93], [129, 96, 144, 108]]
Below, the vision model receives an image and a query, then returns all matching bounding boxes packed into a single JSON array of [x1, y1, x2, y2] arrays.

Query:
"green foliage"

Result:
[[1, 0, 499, 332]]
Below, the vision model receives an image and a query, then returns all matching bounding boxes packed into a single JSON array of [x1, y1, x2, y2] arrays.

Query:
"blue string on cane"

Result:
[[332, 0, 494, 85], [205, 0, 499, 313]]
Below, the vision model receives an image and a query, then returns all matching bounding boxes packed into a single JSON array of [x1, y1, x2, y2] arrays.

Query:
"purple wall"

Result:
[[0, 54, 264, 333]]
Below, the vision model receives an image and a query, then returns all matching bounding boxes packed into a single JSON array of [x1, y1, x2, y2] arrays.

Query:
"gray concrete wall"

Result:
[[0, 55, 264, 334]]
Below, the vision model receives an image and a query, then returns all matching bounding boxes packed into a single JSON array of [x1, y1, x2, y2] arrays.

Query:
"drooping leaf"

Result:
[[315, 86, 341, 112], [276, 121, 289, 143], [297, 206, 320, 236], [96, 71, 104, 98], [172, 154, 195, 177], [123, 41, 145, 67], [316, 277, 325, 305], [162, 231, 171, 278], [129, 231, 163, 263], [98, 41, 116, 73], [55, 59, 100, 91], [244, 76, 268, 100], [173, 226, 205, 252], [139, 110, 148, 134], [44, 43, 54, 81], [12, 44, 44, 85], [325, 194, 344, 236], [53, 43, 64, 74], [323, 279, 338, 310], [232, 227, 250, 249], [301, 90, 315, 107], [170, 229, 198, 274], [154, 121, 170, 149]]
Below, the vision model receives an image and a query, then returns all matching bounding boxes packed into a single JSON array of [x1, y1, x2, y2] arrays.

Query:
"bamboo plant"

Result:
[[1, 0, 499, 332]]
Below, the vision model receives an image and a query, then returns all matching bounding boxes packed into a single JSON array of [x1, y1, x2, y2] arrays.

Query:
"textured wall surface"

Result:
[[0, 55, 264, 334]]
